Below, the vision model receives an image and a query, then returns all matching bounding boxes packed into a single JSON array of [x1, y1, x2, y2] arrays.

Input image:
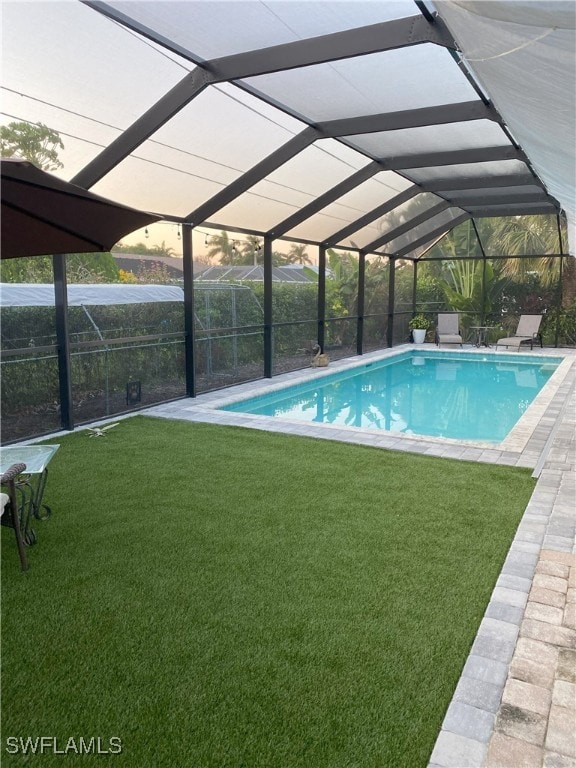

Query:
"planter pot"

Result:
[[412, 329, 426, 343]]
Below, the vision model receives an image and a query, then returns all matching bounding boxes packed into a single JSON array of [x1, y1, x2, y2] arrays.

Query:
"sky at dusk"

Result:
[[1, 0, 417, 257]]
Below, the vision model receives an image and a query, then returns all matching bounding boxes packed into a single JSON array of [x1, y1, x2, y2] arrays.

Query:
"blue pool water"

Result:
[[222, 351, 561, 442]]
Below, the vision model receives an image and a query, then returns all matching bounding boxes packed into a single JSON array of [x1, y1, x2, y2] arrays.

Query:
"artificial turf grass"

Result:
[[1, 416, 536, 768]]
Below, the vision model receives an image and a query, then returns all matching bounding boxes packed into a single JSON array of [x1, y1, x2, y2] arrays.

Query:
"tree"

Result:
[[67, 253, 119, 283], [114, 242, 151, 255], [492, 215, 576, 308], [206, 233, 293, 267], [0, 256, 54, 283], [0, 252, 119, 284], [439, 260, 500, 317], [561, 257, 576, 309], [0, 121, 64, 171], [364, 257, 390, 315], [285, 243, 311, 265], [271, 250, 289, 267], [113, 240, 177, 258], [326, 249, 359, 318], [239, 235, 263, 266], [494, 216, 559, 285], [133, 261, 173, 284], [206, 231, 235, 264], [154, 240, 177, 258], [432, 215, 575, 307]]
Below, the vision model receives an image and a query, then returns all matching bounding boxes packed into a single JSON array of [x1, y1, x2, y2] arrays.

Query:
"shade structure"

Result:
[[0, 2, 573, 258], [0, 158, 161, 259]]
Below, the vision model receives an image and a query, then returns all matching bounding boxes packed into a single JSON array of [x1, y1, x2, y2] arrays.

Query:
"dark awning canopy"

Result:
[[1, 158, 161, 259]]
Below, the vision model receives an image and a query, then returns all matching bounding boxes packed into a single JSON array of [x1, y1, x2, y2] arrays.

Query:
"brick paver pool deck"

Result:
[[47, 344, 576, 768], [429, 363, 576, 768]]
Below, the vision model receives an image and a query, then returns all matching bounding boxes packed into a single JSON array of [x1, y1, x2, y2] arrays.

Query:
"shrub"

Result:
[[408, 314, 433, 331]]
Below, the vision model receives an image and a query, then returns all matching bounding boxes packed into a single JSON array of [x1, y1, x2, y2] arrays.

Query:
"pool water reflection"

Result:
[[222, 351, 561, 442]]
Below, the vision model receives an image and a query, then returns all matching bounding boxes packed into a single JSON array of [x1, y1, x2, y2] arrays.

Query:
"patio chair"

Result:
[[496, 314, 543, 352], [435, 313, 463, 347], [1, 463, 29, 571]]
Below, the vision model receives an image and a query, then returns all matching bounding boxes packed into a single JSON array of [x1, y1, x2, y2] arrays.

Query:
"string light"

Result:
[[145, 227, 149, 239]]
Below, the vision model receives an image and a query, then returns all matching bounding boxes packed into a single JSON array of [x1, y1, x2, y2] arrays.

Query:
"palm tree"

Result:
[[493, 216, 559, 284], [491, 215, 575, 308], [285, 243, 311, 265], [430, 215, 575, 309], [240, 235, 264, 266], [561, 257, 576, 308], [154, 240, 177, 258], [206, 231, 235, 265]]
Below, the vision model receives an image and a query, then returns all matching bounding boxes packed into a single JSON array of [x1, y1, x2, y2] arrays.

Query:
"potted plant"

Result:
[[408, 314, 433, 343]]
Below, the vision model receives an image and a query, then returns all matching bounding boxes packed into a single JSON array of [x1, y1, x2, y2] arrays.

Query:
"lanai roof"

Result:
[[2, 0, 574, 257]]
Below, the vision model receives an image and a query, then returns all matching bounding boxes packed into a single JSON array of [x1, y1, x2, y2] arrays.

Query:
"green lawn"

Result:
[[1, 417, 535, 767]]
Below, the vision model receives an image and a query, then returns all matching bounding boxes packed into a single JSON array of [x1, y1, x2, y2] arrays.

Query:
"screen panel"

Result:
[[345, 120, 509, 160], [91, 83, 307, 218], [287, 171, 413, 241], [1, 1, 193, 179], [101, 1, 416, 59], [377, 208, 466, 255], [243, 46, 478, 122], [405, 159, 530, 184]]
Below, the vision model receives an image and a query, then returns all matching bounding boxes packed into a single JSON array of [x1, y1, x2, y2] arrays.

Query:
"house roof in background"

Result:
[[111, 252, 185, 277], [195, 265, 315, 283]]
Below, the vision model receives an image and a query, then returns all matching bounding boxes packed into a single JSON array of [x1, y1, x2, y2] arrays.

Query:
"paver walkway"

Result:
[[429, 378, 576, 768], [486, 550, 575, 768]]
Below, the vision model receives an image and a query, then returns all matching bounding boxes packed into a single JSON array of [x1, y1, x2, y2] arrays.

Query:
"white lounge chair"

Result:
[[496, 315, 543, 352], [435, 313, 463, 347]]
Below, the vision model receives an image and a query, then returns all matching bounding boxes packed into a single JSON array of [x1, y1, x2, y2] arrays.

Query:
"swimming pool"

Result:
[[221, 350, 562, 442]]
